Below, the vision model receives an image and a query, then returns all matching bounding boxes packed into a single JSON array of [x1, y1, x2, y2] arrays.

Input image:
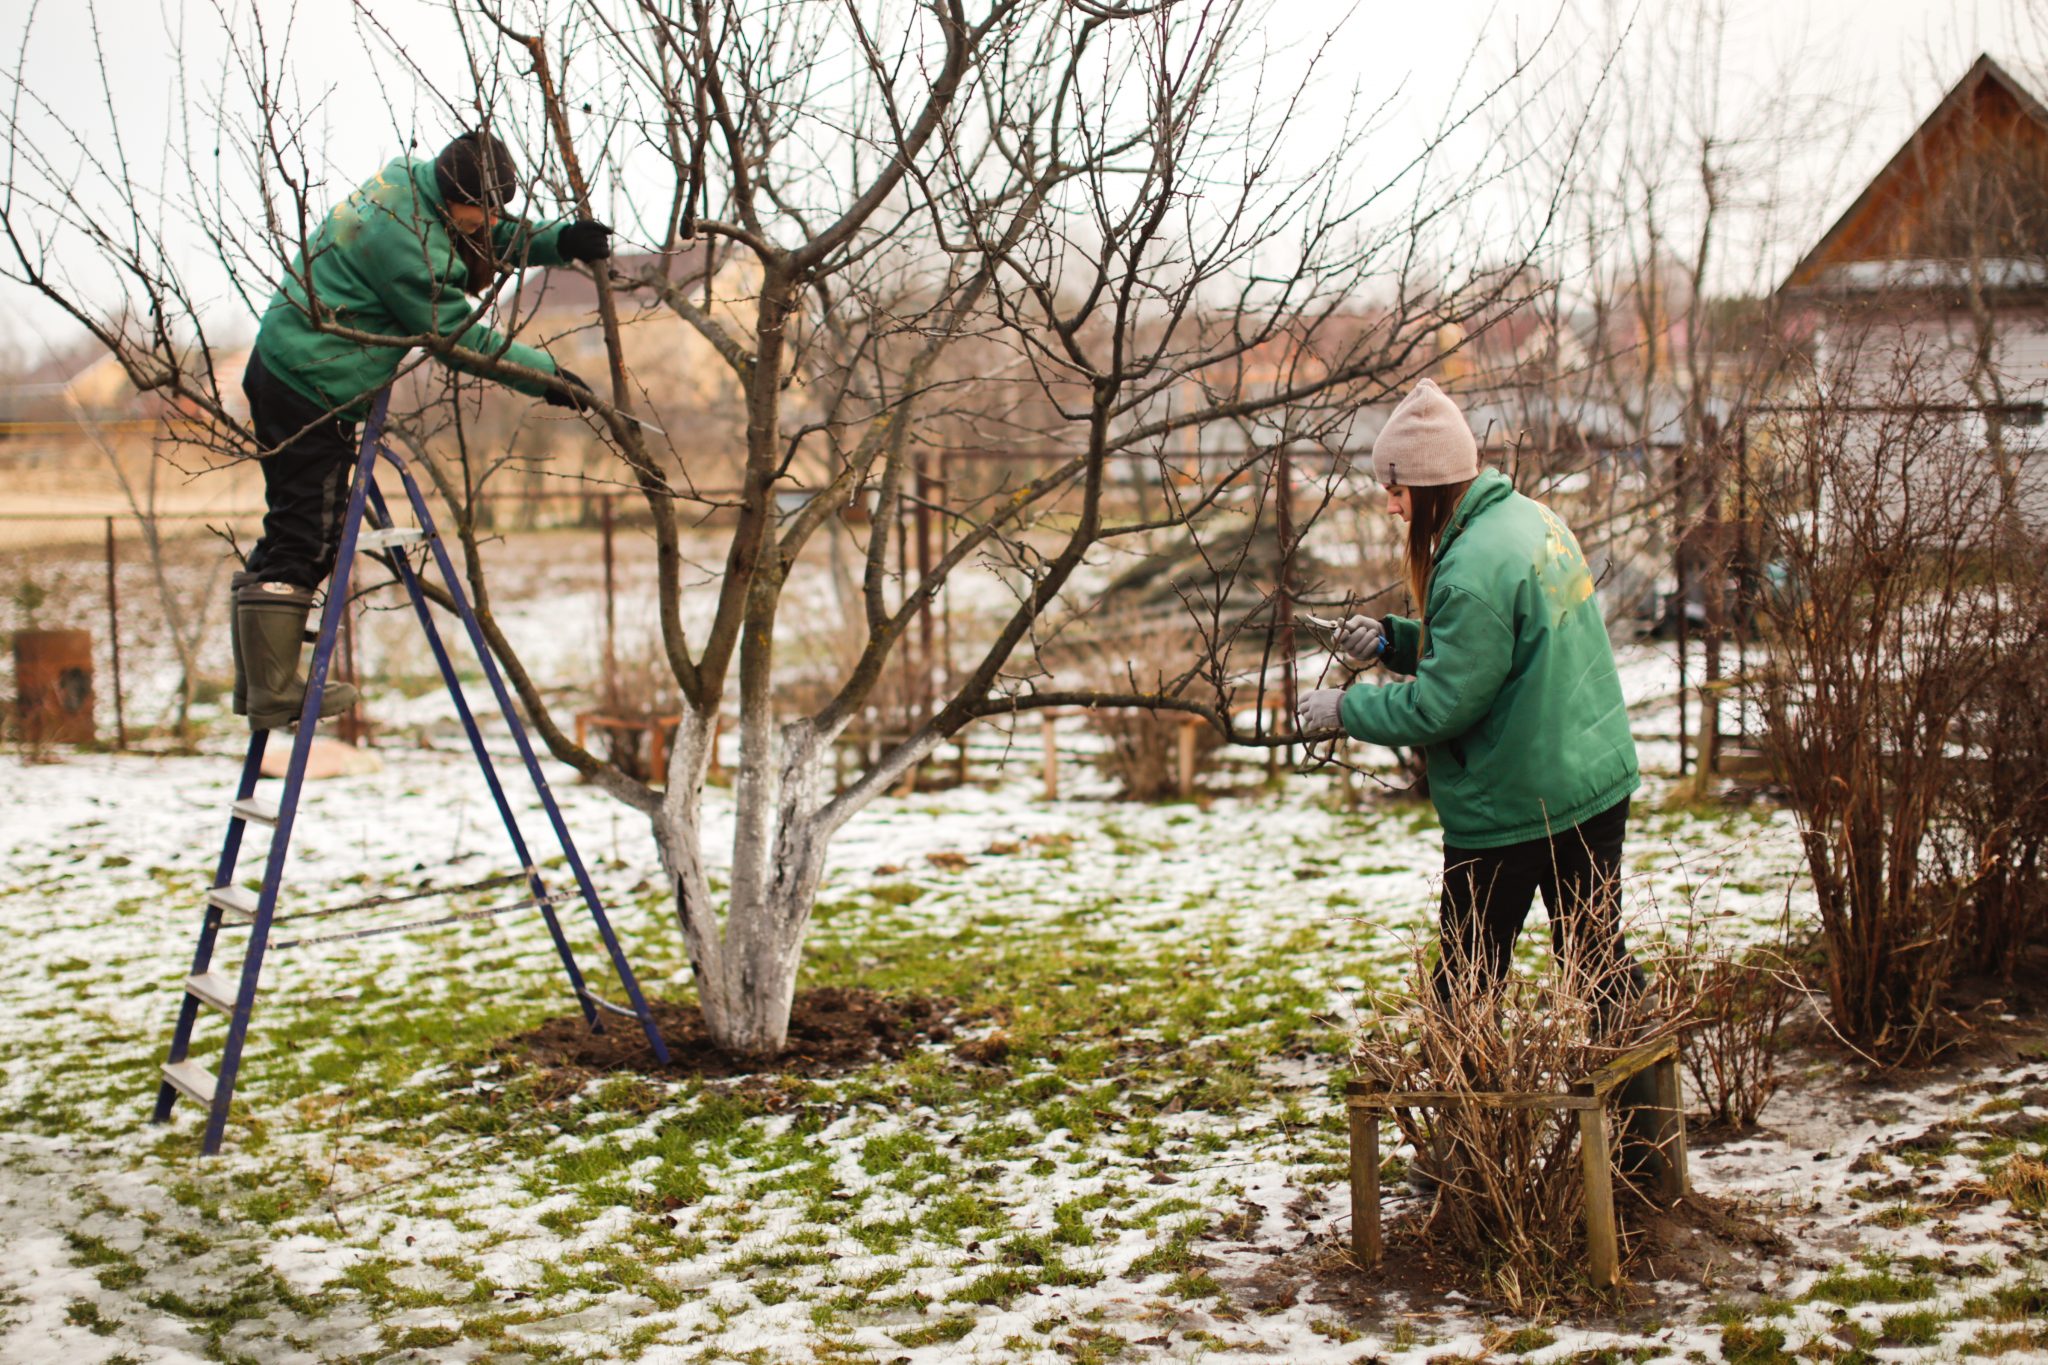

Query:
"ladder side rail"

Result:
[[362, 473, 602, 1033], [379, 445, 670, 1065], [201, 389, 391, 1156], [153, 729, 271, 1123]]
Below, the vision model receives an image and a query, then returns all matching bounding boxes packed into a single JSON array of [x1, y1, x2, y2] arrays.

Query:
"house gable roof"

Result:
[[1781, 53, 2048, 295]]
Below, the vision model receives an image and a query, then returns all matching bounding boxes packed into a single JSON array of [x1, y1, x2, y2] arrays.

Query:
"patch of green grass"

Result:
[[334, 1256, 451, 1312], [1310, 1316, 1362, 1343], [951, 1267, 1040, 1307], [1051, 1197, 1102, 1247], [140, 1274, 287, 1348], [1865, 1203, 1929, 1228], [1720, 1326, 1802, 1365], [918, 1190, 1004, 1243], [1806, 1266, 1937, 1306], [386, 1323, 462, 1349], [62, 1231, 143, 1292], [1127, 1227, 1204, 1280], [1879, 1308, 1947, 1347], [1974, 1278, 2048, 1322], [892, 1313, 976, 1347], [1500, 1325, 1557, 1354], [64, 1298, 116, 1336]]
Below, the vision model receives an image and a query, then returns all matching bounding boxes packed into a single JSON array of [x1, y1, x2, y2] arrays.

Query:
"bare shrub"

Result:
[[1948, 562, 2048, 979], [1088, 706, 1225, 801], [1676, 932, 1801, 1129], [591, 627, 687, 783], [1748, 348, 2025, 1060], [1349, 917, 1682, 1308], [1075, 624, 1225, 800]]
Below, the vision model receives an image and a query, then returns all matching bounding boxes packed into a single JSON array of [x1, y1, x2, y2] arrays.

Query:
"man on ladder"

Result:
[[233, 129, 613, 729], [157, 129, 668, 1155]]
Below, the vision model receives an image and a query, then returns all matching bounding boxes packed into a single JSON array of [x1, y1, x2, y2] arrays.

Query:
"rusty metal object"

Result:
[[15, 627, 95, 744]]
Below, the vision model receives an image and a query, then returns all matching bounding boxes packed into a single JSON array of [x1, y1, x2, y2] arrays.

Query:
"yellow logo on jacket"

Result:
[[1535, 504, 1595, 624]]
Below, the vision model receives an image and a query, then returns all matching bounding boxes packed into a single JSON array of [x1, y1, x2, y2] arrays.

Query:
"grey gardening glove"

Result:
[[1296, 687, 1346, 736], [1334, 614, 1386, 667]]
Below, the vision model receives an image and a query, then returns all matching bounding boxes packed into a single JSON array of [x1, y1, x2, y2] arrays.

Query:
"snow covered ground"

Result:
[[3, 619, 2048, 1361]]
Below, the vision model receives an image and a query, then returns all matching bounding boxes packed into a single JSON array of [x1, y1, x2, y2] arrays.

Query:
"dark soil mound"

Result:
[[494, 987, 953, 1083]]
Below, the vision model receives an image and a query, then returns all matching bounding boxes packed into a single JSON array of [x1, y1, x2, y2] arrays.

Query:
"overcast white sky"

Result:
[[0, 0, 2033, 365]]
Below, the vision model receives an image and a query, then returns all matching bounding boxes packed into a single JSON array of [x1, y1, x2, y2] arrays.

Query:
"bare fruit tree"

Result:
[[4, 0, 1569, 1056]]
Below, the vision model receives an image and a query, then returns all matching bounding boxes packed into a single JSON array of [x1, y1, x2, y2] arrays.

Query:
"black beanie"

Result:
[[435, 131, 521, 210]]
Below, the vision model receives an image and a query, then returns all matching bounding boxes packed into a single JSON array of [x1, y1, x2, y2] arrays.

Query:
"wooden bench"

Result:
[[1344, 1035, 1688, 1287]]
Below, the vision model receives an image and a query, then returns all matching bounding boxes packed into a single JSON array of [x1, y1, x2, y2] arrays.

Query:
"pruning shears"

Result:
[[604, 409, 668, 439], [1297, 613, 1387, 667]]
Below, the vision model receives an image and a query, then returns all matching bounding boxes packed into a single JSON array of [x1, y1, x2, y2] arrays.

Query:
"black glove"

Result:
[[544, 365, 596, 411], [557, 219, 613, 263]]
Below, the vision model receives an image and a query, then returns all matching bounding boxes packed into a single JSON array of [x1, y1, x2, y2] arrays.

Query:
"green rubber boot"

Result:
[[237, 582, 357, 731], [229, 569, 258, 716]]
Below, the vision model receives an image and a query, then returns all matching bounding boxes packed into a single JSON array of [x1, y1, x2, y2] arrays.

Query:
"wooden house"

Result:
[[1779, 53, 2048, 417]]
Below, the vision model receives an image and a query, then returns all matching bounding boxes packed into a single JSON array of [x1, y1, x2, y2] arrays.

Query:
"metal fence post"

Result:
[[105, 516, 126, 749]]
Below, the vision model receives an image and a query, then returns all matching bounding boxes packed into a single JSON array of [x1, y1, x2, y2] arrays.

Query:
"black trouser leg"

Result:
[[1433, 843, 1543, 1007], [1535, 798, 1644, 1032], [1434, 798, 1639, 1026], [241, 351, 358, 590]]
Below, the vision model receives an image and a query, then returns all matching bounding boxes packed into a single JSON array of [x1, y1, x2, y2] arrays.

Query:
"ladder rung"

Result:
[[358, 527, 427, 551], [161, 1059, 218, 1106], [185, 972, 241, 1014], [207, 885, 260, 925], [577, 989, 641, 1020], [231, 797, 278, 826]]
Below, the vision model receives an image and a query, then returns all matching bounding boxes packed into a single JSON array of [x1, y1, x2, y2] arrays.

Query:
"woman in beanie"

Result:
[[1295, 379, 1644, 1020]]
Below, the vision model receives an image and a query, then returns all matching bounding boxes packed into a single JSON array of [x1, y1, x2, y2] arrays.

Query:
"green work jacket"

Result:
[[254, 157, 572, 420], [1339, 469, 1640, 848]]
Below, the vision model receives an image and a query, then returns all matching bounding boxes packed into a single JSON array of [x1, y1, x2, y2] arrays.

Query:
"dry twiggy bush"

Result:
[[1947, 572, 2048, 979], [1748, 350, 2046, 1058], [588, 628, 688, 782], [1066, 620, 1223, 800], [1675, 933, 1801, 1129], [1349, 912, 1683, 1308]]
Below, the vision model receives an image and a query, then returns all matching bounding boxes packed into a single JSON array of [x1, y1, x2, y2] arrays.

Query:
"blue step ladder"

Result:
[[153, 389, 669, 1155]]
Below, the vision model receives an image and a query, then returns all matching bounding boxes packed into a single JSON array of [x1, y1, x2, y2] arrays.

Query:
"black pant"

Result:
[[241, 350, 359, 590], [1435, 797, 1643, 1025]]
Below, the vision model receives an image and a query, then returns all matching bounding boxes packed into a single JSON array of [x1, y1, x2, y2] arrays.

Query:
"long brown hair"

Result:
[[1403, 478, 1475, 639]]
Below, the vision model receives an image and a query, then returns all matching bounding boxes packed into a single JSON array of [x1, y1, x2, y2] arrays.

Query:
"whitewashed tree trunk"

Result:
[[649, 696, 943, 1056]]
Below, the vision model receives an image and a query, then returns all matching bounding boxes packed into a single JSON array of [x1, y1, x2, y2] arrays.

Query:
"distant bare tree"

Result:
[[1493, 0, 1853, 768]]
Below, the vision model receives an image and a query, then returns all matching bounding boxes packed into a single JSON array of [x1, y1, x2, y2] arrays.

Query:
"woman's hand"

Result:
[[1335, 614, 1385, 666], [1296, 687, 1346, 735]]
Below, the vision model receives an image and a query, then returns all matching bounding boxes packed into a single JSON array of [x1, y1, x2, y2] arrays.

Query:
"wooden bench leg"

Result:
[[1578, 1106, 1620, 1287], [1652, 1054, 1689, 1200], [1349, 1103, 1382, 1266]]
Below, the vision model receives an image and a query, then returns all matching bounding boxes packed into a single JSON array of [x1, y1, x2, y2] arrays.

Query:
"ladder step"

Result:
[[185, 972, 242, 1014], [357, 526, 427, 551], [207, 885, 260, 925], [231, 797, 279, 826], [160, 1059, 218, 1106]]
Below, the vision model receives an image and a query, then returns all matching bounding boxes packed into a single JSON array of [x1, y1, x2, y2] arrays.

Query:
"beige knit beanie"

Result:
[[1371, 378, 1479, 487]]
